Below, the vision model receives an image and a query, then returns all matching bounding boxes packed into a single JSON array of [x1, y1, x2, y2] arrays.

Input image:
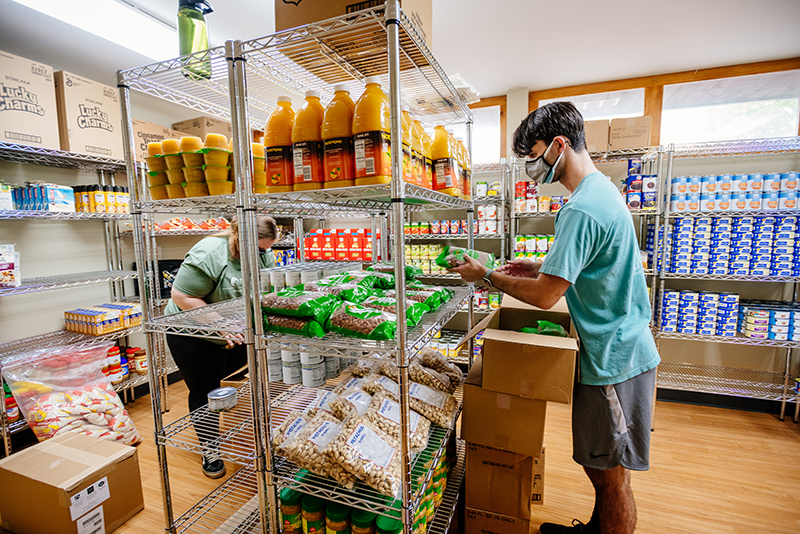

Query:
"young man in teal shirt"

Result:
[[450, 102, 660, 534]]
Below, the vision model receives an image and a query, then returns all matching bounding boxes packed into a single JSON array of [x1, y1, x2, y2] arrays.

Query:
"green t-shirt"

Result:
[[164, 236, 274, 316], [539, 171, 660, 386]]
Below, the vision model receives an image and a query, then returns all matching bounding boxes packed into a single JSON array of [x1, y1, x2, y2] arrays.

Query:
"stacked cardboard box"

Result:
[[304, 228, 380, 261], [462, 296, 579, 534]]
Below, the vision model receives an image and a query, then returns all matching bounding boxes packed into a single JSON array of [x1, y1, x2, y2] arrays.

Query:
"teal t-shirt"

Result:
[[539, 171, 660, 386], [164, 236, 274, 316]]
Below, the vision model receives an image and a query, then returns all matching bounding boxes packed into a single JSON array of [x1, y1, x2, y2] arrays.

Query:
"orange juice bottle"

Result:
[[456, 137, 471, 199], [322, 84, 356, 189], [462, 138, 472, 198], [401, 106, 414, 185], [264, 96, 295, 193], [353, 76, 392, 185], [411, 118, 425, 188], [432, 125, 460, 195], [420, 125, 433, 189], [292, 91, 325, 191]]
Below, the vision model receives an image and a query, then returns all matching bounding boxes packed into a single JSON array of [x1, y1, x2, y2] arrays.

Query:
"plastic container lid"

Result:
[[305, 90, 321, 99], [334, 84, 350, 92], [279, 488, 302, 507], [302, 494, 326, 513], [365, 76, 382, 85], [376, 515, 403, 534], [277, 96, 293, 103], [326, 502, 351, 523], [351, 509, 377, 529]]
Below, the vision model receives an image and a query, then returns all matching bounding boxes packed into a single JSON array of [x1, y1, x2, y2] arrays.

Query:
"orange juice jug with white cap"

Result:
[[431, 125, 461, 195], [419, 124, 433, 189], [264, 96, 295, 193], [292, 90, 325, 191], [410, 117, 425, 187], [353, 76, 392, 185], [400, 106, 414, 185], [322, 84, 356, 189]]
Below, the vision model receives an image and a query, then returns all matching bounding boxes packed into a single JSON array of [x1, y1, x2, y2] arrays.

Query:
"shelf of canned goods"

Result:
[[652, 137, 800, 421]]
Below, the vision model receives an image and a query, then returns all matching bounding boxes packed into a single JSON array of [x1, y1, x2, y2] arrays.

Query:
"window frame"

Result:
[[469, 96, 507, 159]]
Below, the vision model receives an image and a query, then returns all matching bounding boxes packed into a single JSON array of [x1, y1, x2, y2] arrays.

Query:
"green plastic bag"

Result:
[[360, 295, 430, 327], [306, 275, 376, 303], [325, 302, 397, 340], [435, 246, 496, 269], [264, 314, 326, 338], [386, 289, 441, 311], [260, 288, 340, 323], [407, 283, 454, 305], [520, 320, 569, 337], [367, 262, 423, 280]]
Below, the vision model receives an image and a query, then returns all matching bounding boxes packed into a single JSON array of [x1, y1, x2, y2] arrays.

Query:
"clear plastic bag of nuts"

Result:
[[364, 392, 431, 453], [272, 410, 310, 448], [304, 389, 340, 419], [418, 347, 463, 390], [380, 359, 454, 394], [332, 374, 364, 395], [329, 387, 373, 420]]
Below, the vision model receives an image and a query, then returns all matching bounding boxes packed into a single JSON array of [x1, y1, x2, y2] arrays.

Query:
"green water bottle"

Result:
[[178, 0, 214, 80]]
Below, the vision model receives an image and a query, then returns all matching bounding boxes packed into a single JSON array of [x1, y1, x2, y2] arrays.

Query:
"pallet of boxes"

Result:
[[461, 296, 579, 534]]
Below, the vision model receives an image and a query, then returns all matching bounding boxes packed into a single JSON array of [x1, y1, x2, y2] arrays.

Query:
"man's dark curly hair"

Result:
[[512, 101, 587, 157]]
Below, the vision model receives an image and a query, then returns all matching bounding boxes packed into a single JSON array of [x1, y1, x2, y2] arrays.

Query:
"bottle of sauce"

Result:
[[80, 185, 91, 212], [353, 76, 392, 186], [411, 118, 425, 188], [92, 185, 107, 213], [351, 510, 376, 534], [279, 488, 303, 534], [301, 495, 325, 534], [325, 502, 351, 534], [104, 185, 117, 214], [292, 90, 325, 191], [400, 106, 414, 185], [265, 96, 295, 193], [431, 125, 460, 196], [322, 84, 356, 189]]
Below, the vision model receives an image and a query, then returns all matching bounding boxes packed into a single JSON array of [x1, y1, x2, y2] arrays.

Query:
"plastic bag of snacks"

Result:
[[435, 246, 496, 269], [365, 392, 431, 453], [325, 303, 397, 341], [410, 283, 456, 304], [408, 382, 458, 429], [361, 373, 402, 401], [322, 416, 402, 498], [306, 274, 377, 303], [409, 360, 456, 394], [332, 375, 364, 395], [367, 262, 423, 280], [305, 389, 339, 419], [278, 412, 356, 489], [418, 347, 463, 390], [368, 271, 397, 290], [263, 314, 326, 338], [385, 289, 441, 311], [361, 295, 430, 327], [272, 410, 311, 448], [1, 342, 141, 445], [260, 288, 340, 323], [345, 360, 378, 378], [329, 387, 373, 420]]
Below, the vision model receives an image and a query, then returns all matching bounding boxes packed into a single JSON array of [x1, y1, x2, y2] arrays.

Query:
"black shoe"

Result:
[[202, 455, 226, 479], [539, 519, 599, 534]]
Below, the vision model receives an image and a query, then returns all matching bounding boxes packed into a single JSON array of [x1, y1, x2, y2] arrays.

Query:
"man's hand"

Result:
[[497, 259, 542, 278], [447, 254, 488, 283]]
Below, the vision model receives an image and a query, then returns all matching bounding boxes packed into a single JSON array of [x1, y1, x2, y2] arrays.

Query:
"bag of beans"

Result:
[[263, 314, 326, 338], [325, 302, 397, 341], [360, 295, 429, 327], [435, 246, 496, 269]]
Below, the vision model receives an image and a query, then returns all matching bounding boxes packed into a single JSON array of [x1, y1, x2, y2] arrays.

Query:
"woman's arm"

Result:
[[171, 287, 209, 311]]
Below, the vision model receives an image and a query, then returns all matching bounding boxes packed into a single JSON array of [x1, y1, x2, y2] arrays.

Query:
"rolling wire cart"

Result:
[[118, 1, 475, 532]]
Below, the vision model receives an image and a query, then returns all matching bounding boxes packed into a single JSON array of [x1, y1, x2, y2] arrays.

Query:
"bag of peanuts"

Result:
[[435, 246, 496, 269], [272, 410, 311, 448], [263, 314, 326, 338], [364, 392, 431, 453], [418, 347, 463, 390], [260, 288, 340, 323], [367, 262, 423, 280], [360, 295, 430, 327], [329, 387, 373, 420], [278, 412, 356, 489], [325, 302, 397, 341], [322, 416, 403, 498]]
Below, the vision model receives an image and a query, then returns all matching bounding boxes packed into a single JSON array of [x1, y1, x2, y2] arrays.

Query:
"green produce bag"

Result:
[[260, 288, 340, 323], [361, 295, 430, 327], [435, 246, 496, 269], [325, 302, 397, 340], [263, 314, 326, 338], [520, 320, 569, 337]]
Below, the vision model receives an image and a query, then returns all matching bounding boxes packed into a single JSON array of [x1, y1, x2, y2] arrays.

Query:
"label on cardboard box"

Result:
[[76, 506, 105, 534], [172, 115, 232, 138], [465, 508, 530, 534], [132, 118, 172, 162], [609, 116, 652, 150], [70, 476, 110, 520], [584, 119, 609, 153]]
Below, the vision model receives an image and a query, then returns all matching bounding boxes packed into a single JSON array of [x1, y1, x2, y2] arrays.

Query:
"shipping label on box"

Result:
[[172, 115, 232, 139], [584, 119, 609, 153], [54, 71, 124, 159], [465, 508, 530, 534], [609, 116, 652, 150], [132, 118, 173, 162], [0, 50, 60, 150]]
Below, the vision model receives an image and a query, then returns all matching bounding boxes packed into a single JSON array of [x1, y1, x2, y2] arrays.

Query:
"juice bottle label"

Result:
[[424, 156, 433, 189], [354, 131, 391, 178], [462, 169, 471, 196], [411, 149, 423, 186], [267, 145, 293, 187], [402, 142, 413, 183], [323, 137, 355, 183], [433, 157, 460, 191], [93, 192, 106, 213], [293, 141, 323, 183]]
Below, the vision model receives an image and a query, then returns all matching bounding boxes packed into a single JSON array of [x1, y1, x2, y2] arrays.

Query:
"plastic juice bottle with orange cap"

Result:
[[420, 125, 433, 189], [411, 118, 425, 187], [431, 125, 460, 195], [400, 106, 414, 185], [353, 76, 392, 185], [264, 96, 295, 193], [292, 91, 325, 191], [322, 84, 356, 189]]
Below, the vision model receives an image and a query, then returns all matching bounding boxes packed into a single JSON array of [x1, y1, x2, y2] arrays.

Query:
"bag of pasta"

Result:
[[272, 410, 311, 448], [263, 314, 326, 338], [278, 412, 356, 489], [361, 295, 429, 327], [364, 392, 431, 453], [322, 416, 402, 498], [261, 288, 340, 323], [326, 302, 397, 341], [329, 387, 373, 420]]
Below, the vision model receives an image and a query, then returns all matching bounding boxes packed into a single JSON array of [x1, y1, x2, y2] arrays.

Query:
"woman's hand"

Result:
[[497, 259, 542, 278]]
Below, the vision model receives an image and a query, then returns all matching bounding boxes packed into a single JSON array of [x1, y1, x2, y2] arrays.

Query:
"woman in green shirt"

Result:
[[165, 214, 277, 478]]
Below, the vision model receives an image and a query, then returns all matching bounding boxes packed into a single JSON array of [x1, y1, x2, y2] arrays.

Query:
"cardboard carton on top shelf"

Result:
[[464, 508, 530, 534], [464, 295, 578, 404], [172, 115, 233, 139], [609, 116, 652, 150], [0, 49, 60, 150], [54, 70, 125, 160], [584, 119, 610, 153], [0, 433, 144, 534], [131, 118, 173, 162]]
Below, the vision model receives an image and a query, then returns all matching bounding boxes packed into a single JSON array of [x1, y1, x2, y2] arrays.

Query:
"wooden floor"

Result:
[[5, 380, 800, 533]]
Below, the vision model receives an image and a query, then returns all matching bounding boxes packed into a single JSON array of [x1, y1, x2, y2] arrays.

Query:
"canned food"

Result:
[[485, 205, 498, 219], [550, 195, 563, 212], [536, 235, 549, 253], [781, 172, 799, 191], [672, 176, 688, 194], [450, 220, 460, 234], [476, 181, 489, 196], [208, 387, 238, 412], [514, 181, 526, 198], [701, 175, 718, 194], [538, 196, 551, 212], [515, 236, 527, 251], [526, 198, 538, 213], [750, 174, 764, 191], [765, 173, 782, 191], [526, 235, 537, 252], [431, 220, 440, 234]]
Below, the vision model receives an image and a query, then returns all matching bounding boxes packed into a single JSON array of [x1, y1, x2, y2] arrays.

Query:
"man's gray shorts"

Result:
[[572, 367, 657, 471]]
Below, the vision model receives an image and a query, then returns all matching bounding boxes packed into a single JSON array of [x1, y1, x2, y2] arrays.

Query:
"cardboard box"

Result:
[[131, 118, 173, 162], [275, 0, 432, 47], [464, 296, 578, 404], [0, 433, 144, 534], [172, 115, 232, 139], [465, 443, 544, 519], [54, 71, 124, 159], [464, 508, 530, 534], [349, 248, 363, 261], [221, 364, 249, 388], [462, 356, 547, 458], [609, 116, 652, 150], [0, 50, 60, 150], [584, 119, 609, 153]]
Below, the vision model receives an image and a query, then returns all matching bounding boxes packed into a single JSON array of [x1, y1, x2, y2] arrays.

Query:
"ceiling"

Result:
[[0, 0, 799, 100]]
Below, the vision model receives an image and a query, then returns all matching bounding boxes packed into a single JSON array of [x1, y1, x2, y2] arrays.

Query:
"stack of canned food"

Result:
[[474, 180, 502, 197], [623, 174, 658, 211], [475, 204, 500, 235], [428, 330, 464, 360], [661, 290, 739, 336], [513, 180, 567, 214], [738, 300, 800, 341], [405, 243, 448, 274], [404, 220, 476, 236], [669, 172, 799, 213], [514, 234, 554, 262], [459, 289, 502, 311]]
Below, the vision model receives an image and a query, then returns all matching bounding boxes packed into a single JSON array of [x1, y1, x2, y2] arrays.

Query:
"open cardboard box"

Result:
[[463, 295, 579, 404]]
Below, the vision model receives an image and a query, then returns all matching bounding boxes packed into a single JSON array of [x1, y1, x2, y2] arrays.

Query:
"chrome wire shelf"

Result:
[[406, 234, 502, 240], [659, 330, 800, 349], [0, 270, 137, 297], [667, 210, 800, 219], [661, 272, 800, 282], [472, 162, 507, 174], [426, 440, 465, 534], [416, 273, 461, 279], [590, 146, 659, 164], [146, 299, 246, 341], [644, 269, 655, 277], [671, 137, 800, 159], [0, 210, 131, 221], [515, 212, 556, 218], [0, 326, 142, 361], [118, 229, 221, 238], [471, 195, 504, 205], [172, 463, 263, 534], [136, 196, 236, 215], [0, 141, 127, 172], [8, 418, 28, 436], [657, 361, 797, 402]]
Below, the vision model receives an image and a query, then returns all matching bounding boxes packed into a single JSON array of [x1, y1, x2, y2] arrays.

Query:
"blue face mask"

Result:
[[524, 139, 564, 185]]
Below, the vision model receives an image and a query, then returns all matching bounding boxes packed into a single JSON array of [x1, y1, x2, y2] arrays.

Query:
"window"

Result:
[[661, 70, 800, 144], [538, 88, 645, 122], [448, 105, 502, 164]]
